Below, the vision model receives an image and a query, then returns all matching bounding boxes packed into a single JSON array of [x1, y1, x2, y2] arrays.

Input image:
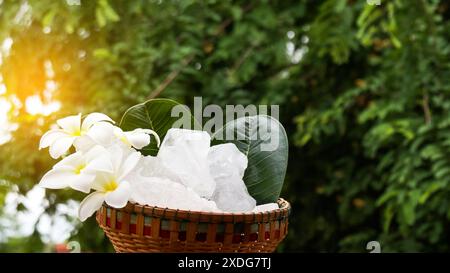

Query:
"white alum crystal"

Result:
[[252, 203, 279, 213], [130, 176, 220, 212], [208, 143, 248, 179], [208, 143, 256, 212], [137, 155, 181, 183], [157, 128, 216, 198]]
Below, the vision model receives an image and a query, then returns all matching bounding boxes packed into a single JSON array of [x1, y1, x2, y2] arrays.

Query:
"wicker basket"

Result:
[[96, 198, 291, 253]]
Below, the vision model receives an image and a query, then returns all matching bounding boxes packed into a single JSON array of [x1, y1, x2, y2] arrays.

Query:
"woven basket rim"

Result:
[[101, 198, 291, 223]]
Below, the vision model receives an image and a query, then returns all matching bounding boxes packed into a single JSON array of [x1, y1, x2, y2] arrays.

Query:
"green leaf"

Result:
[[419, 182, 444, 204], [383, 204, 395, 232], [421, 144, 443, 160], [212, 115, 289, 204], [96, 0, 120, 27], [93, 48, 111, 59], [120, 99, 198, 156], [95, 8, 107, 28], [42, 9, 56, 27], [400, 191, 420, 226], [401, 200, 416, 226], [376, 190, 398, 206]]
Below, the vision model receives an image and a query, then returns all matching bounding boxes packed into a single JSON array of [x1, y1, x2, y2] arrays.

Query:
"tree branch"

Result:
[[231, 44, 256, 72], [147, 55, 194, 99], [422, 92, 432, 125]]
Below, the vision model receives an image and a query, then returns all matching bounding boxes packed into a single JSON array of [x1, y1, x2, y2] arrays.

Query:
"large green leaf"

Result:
[[119, 98, 198, 156], [212, 115, 289, 204]]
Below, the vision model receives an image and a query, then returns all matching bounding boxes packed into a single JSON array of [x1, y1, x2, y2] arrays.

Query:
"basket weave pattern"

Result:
[[96, 198, 290, 253]]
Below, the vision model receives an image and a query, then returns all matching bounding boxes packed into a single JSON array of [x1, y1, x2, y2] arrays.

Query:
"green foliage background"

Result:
[[1, 0, 449, 252]]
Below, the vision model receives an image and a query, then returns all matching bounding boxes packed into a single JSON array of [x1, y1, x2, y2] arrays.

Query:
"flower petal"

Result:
[[38, 169, 72, 189], [84, 145, 108, 161], [73, 135, 96, 152], [78, 191, 105, 222], [70, 172, 96, 193], [105, 181, 131, 208], [49, 136, 75, 159], [81, 112, 115, 131], [91, 172, 114, 192], [39, 129, 68, 150], [57, 113, 81, 134], [86, 122, 115, 145], [118, 151, 141, 180], [85, 148, 114, 173], [108, 144, 124, 173], [113, 127, 129, 146], [139, 129, 161, 147], [53, 151, 84, 171], [124, 130, 150, 149]]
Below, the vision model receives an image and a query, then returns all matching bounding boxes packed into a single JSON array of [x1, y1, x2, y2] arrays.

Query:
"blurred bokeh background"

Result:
[[1, 0, 450, 252]]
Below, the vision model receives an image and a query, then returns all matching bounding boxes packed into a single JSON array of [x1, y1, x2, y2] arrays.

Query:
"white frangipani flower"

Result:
[[39, 113, 114, 159], [78, 144, 141, 221], [38, 145, 114, 193], [73, 121, 160, 152], [114, 127, 161, 149]]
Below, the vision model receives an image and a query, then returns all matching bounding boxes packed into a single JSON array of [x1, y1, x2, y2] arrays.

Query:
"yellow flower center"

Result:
[[104, 180, 118, 192], [68, 125, 88, 137], [74, 164, 86, 174], [71, 128, 86, 137], [119, 135, 130, 146]]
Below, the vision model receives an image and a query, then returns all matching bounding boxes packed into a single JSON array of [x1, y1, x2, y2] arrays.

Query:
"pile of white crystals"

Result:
[[130, 128, 279, 213]]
